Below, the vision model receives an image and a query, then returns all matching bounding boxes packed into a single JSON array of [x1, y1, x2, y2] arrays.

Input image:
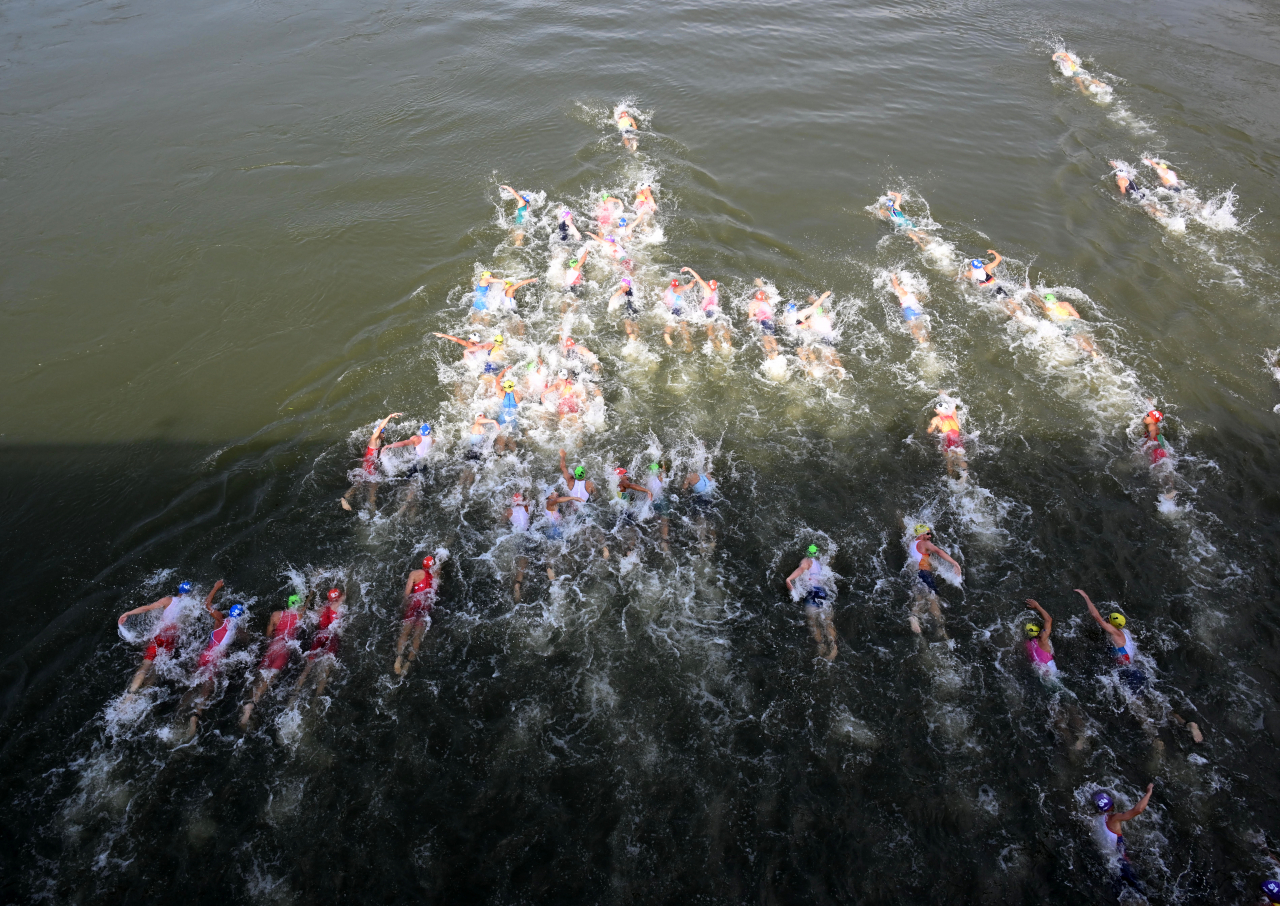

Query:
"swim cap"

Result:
[[1093, 791, 1114, 812], [670, 279, 680, 287], [178, 581, 193, 595], [574, 466, 586, 480], [754, 289, 767, 300], [621, 278, 632, 287], [568, 259, 579, 268], [615, 467, 627, 477], [619, 217, 627, 226], [228, 604, 245, 619], [1108, 612, 1126, 628], [504, 279, 514, 286], [971, 259, 985, 269], [493, 334, 504, 345], [708, 280, 718, 289], [468, 333, 480, 343], [807, 544, 819, 555], [1043, 293, 1057, 303], [557, 369, 568, 379], [513, 492, 523, 502], [913, 524, 932, 537], [564, 337, 575, 347], [287, 594, 301, 609], [422, 556, 435, 569], [1025, 623, 1042, 637], [502, 380, 515, 391], [649, 463, 660, 472], [327, 588, 342, 602], [420, 424, 432, 436], [1261, 879, 1280, 902], [1147, 409, 1163, 422], [482, 271, 491, 278]]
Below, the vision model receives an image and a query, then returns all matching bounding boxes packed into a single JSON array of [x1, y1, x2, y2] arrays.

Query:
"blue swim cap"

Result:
[[619, 217, 627, 226], [178, 581, 193, 595], [420, 424, 432, 436], [1262, 880, 1280, 902], [228, 604, 245, 619], [970, 259, 984, 269], [1093, 791, 1114, 812]]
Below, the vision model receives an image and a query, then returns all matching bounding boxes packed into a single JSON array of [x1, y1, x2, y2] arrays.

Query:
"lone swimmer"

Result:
[[1022, 598, 1057, 678], [1051, 51, 1082, 75], [118, 579, 219, 695], [498, 184, 532, 246], [785, 544, 838, 661], [926, 402, 968, 478], [394, 556, 439, 676], [877, 192, 931, 249], [1093, 784, 1156, 897], [290, 587, 346, 703], [890, 273, 930, 346], [1076, 589, 1147, 692], [907, 524, 962, 635], [616, 108, 639, 151], [240, 591, 309, 729], [340, 412, 402, 513]]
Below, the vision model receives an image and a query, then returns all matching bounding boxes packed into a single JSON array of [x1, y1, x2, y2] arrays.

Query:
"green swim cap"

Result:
[[807, 544, 819, 555], [1044, 293, 1057, 302], [574, 466, 585, 479], [287, 594, 301, 609], [649, 463, 660, 472]]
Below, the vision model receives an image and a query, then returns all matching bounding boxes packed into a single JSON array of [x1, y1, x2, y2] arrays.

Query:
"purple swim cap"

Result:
[[1093, 791, 1114, 812], [1263, 880, 1280, 902]]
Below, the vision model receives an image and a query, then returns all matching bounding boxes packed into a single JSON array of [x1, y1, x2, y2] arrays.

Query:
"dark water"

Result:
[[4, 0, 1280, 902]]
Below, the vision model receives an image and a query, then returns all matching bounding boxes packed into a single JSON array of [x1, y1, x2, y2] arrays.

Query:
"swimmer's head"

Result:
[[563, 337, 575, 348], [422, 555, 435, 569], [474, 411, 487, 421], [1025, 622, 1042, 638], [327, 588, 342, 602], [615, 467, 627, 477], [513, 492, 523, 503], [1043, 293, 1057, 303], [574, 466, 586, 480], [1261, 880, 1280, 904], [178, 581, 193, 595], [601, 193, 611, 201], [913, 523, 932, 537], [557, 369, 568, 380], [1147, 409, 1163, 423], [481, 271, 491, 278], [502, 380, 515, 392], [568, 258, 579, 268], [649, 463, 661, 472], [287, 594, 301, 610], [621, 278, 632, 288], [1108, 612, 1126, 628], [619, 217, 627, 226], [468, 333, 480, 344], [754, 290, 767, 301], [807, 544, 819, 556], [708, 280, 718, 290], [936, 403, 956, 416], [970, 259, 985, 270], [1093, 791, 1114, 812], [228, 604, 246, 620], [562, 210, 573, 219], [493, 334, 504, 345], [670, 279, 680, 288], [420, 424, 432, 436]]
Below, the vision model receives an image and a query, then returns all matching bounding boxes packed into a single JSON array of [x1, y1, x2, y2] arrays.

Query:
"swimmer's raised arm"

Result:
[[1025, 598, 1052, 642], [507, 278, 538, 291], [1114, 784, 1155, 824], [1075, 588, 1127, 646], [434, 333, 469, 347], [203, 579, 226, 616], [890, 274, 906, 297], [680, 267, 710, 290], [784, 559, 809, 591], [498, 185, 519, 199]]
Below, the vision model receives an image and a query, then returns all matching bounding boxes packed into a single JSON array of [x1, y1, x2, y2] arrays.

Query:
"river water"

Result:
[[3, 0, 1280, 902]]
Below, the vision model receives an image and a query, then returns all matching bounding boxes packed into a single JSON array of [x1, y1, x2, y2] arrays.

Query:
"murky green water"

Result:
[[3, 0, 1280, 902]]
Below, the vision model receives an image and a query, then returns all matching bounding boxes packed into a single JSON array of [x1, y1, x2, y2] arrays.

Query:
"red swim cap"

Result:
[[1147, 409, 1163, 422], [327, 588, 342, 602], [615, 467, 627, 476], [670, 278, 679, 287], [422, 556, 434, 569]]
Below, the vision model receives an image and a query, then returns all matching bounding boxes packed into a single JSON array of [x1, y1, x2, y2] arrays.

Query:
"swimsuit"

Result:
[[901, 294, 925, 321], [499, 391, 519, 426], [308, 605, 341, 658], [622, 288, 638, 317], [1098, 817, 1145, 894], [144, 595, 190, 661], [404, 577, 433, 623], [260, 610, 300, 672], [567, 480, 590, 503], [701, 290, 720, 318], [803, 559, 828, 608], [197, 618, 238, 670], [362, 445, 380, 477], [1025, 639, 1058, 676], [662, 289, 683, 318], [908, 539, 938, 592], [510, 505, 530, 532], [936, 415, 963, 450]]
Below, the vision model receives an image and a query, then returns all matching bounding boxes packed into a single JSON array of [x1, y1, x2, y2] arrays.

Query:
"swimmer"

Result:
[[645, 463, 671, 551], [610, 467, 654, 557], [542, 490, 576, 547], [610, 278, 641, 340], [1073, 75, 1110, 97], [181, 589, 245, 738], [1109, 161, 1167, 220], [1051, 51, 1081, 75], [498, 184, 532, 246], [926, 402, 969, 478], [1093, 784, 1156, 897], [394, 556, 440, 676], [492, 378, 520, 454], [615, 108, 639, 151], [682, 468, 718, 552], [384, 422, 434, 516], [340, 412, 402, 513], [877, 192, 931, 249], [1141, 408, 1173, 469], [596, 193, 624, 228], [634, 184, 657, 223], [563, 245, 591, 290], [461, 412, 499, 488], [118, 579, 216, 695], [290, 587, 346, 703], [1076, 589, 1147, 693], [1263, 880, 1280, 905], [1142, 158, 1182, 192], [906, 524, 962, 635], [585, 228, 629, 263], [434, 332, 496, 367], [746, 285, 781, 357], [560, 336, 601, 374], [964, 250, 1007, 296], [785, 544, 839, 661], [559, 448, 595, 505], [1022, 598, 1057, 678], [555, 209, 581, 243], [681, 267, 732, 351], [240, 591, 309, 729], [890, 273, 930, 346], [661, 277, 695, 351], [471, 271, 501, 323], [506, 492, 534, 601], [796, 292, 845, 376], [1030, 291, 1099, 357], [499, 278, 537, 329]]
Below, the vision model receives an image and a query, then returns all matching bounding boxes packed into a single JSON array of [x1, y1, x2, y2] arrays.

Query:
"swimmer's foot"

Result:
[[239, 704, 254, 730], [601, 546, 609, 559], [546, 568, 556, 582], [909, 615, 922, 635], [1188, 721, 1204, 744], [664, 333, 673, 347], [512, 582, 522, 603], [339, 498, 352, 512], [393, 655, 403, 676]]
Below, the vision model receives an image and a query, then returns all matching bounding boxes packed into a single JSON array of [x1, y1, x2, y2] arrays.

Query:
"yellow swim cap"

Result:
[[1108, 613, 1126, 628], [493, 334, 504, 344], [913, 524, 931, 537], [1025, 623, 1041, 637], [502, 380, 515, 391], [482, 271, 491, 277]]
